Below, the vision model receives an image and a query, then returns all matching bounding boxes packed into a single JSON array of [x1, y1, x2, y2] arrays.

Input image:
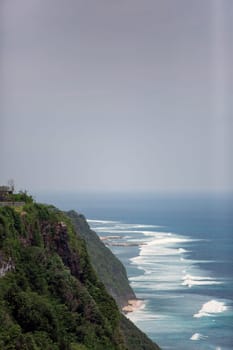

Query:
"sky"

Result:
[[1, 0, 232, 193]]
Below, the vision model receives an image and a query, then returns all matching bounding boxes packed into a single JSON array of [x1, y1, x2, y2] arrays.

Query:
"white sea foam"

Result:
[[146, 236, 191, 245], [193, 300, 227, 318], [139, 230, 169, 236], [182, 274, 222, 288], [89, 220, 161, 229], [127, 224, 162, 229], [190, 333, 208, 340], [178, 248, 188, 253], [129, 230, 195, 282], [88, 220, 153, 235], [133, 233, 193, 260], [111, 224, 161, 229], [94, 229, 157, 234], [87, 219, 118, 224]]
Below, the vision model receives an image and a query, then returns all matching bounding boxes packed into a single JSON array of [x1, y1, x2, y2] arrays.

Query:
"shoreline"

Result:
[[122, 299, 145, 313]]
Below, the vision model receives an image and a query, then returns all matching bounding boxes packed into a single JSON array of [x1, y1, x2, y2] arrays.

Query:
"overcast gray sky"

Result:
[[1, 0, 232, 192]]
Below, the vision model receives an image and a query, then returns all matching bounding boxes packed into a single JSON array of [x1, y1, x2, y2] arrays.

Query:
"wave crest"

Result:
[[182, 274, 222, 288], [190, 333, 208, 340], [193, 300, 227, 318]]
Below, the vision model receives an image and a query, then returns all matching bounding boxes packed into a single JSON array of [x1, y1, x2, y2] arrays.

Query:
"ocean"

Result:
[[35, 191, 233, 350]]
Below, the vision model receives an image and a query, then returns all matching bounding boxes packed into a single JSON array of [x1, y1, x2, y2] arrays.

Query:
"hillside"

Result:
[[67, 210, 162, 350], [66, 211, 161, 350], [66, 210, 135, 307], [0, 199, 161, 350]]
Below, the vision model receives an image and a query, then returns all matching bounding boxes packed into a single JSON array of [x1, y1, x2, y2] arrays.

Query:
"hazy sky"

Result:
[[1, 0, 232, 192]]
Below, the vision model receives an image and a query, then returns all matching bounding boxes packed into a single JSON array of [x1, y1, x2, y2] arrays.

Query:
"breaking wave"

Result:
[[190, 333, 208, 340], [193, 300, 228, 318], [182, 274, 222, 288]]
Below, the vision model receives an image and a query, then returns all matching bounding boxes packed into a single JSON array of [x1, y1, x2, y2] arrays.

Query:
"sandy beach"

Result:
[[122, 299, 145, 313]]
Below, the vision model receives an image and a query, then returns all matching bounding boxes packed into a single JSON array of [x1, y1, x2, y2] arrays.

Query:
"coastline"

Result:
[[122, 299, 145, 313]]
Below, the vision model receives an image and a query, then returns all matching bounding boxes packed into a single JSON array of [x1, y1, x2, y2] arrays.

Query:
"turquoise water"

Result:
[[35, 192, 233, 350]]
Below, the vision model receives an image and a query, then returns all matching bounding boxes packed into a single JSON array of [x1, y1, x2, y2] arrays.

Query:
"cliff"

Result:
[[66, 211, 135, 308], [0, 200, 160, 350]]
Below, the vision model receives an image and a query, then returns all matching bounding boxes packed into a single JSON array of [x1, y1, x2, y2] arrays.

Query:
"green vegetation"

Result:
[[67, 211, 161, 350], [120, 315, 159, 350], [0, 195, 160, 350], [8, 191, 34, 203], [66, 211, 136, 307], [0, 201, 124, 349]]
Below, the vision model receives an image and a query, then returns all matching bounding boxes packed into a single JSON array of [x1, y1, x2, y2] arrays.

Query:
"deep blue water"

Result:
[[35, 191, 233, 350]]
